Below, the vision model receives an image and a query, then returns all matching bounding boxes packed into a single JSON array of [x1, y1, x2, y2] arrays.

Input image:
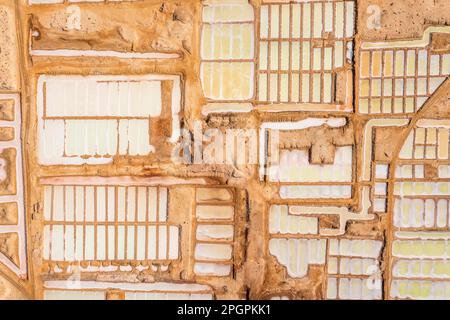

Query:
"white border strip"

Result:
[[416, 119, 450, 128], [44, 280, 212, 292], [30, 49, 180, 59]]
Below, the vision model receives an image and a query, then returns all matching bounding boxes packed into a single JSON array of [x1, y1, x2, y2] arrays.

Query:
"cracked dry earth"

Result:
[[0, 0, 449, 300]]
